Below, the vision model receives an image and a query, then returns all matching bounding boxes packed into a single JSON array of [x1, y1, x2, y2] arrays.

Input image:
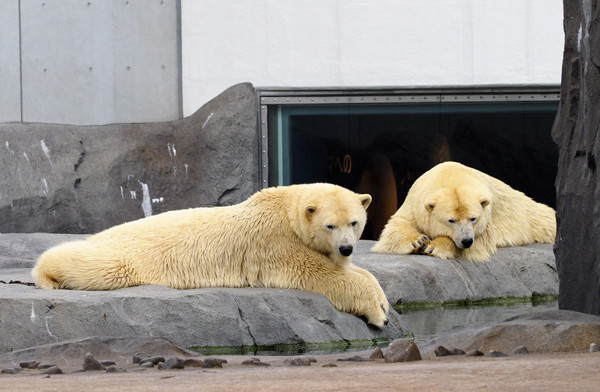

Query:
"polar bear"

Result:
[[371, 161, 556, 262], [32, 183, 389, 328]]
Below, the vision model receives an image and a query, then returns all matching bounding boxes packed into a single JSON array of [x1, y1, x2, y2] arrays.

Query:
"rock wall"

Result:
[[552, 1, 600, 314], [0, 83, 259, 234]]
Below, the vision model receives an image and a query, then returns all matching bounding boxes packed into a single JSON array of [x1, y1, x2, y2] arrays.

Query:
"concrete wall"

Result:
[[0, 1, 21, 123], [1, 0, 181, 125], [182, 0, 564, 116]]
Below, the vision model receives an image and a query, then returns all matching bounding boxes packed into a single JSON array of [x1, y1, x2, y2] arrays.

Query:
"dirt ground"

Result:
[[1, 351, 599, 392]]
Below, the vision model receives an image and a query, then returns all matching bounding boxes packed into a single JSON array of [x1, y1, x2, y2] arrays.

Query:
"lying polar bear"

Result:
[[372, 161, 556, 262], [32, 183, 389, 328]]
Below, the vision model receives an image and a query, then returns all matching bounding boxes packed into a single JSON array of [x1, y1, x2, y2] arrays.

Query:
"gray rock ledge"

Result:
[[0, 234, 558, 353], [356, 240, 557, 305], [0, 234, 408, 353]]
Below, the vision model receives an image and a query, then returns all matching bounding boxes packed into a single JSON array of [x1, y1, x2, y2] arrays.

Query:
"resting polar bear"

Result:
[[372, 161, 556, 262], [32, 183, 389, 328]]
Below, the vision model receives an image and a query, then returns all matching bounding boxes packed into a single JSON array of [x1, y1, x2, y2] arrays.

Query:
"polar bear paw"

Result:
[[366, 307, 389, 329], [365, 292, 389, 327], [411, 234, 431, 251], [419, 237, 456, 260], [362, 288, 389, 329]]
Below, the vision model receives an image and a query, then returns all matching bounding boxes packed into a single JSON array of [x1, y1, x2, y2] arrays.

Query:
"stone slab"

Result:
[[0, 283, 407, 354]]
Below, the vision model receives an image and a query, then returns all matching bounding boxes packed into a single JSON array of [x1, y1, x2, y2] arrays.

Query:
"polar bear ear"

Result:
[[480, 198, 490, 208], [305, 205, 317, 220], [425, 202, 435, 212], [359, 194, 372, 209]]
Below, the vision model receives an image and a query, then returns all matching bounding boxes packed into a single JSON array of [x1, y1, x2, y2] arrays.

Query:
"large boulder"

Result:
[[0, 83, 258, 234], [552, 1, 600, 314], [418, 310, 600, 356]]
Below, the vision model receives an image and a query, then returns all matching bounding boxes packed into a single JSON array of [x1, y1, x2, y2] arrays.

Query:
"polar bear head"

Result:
[[423, 185, 492, 249], [290, 184, 372, 266]]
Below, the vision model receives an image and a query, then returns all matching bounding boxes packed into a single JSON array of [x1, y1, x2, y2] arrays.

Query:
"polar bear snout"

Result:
[[454, 225, 475, 249], [332, 226, 358, 258], [338, 245, 354, 257]]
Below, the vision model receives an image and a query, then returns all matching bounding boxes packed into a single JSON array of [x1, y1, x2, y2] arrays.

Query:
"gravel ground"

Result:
[[1, 351, 599, 392]]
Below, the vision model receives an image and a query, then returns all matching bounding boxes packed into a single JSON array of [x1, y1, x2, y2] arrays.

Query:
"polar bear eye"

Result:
[[470, 217, 477, 222], [326, 224, 335, 230], [448, 219, 456, 224], [350, 221, 358, 227]]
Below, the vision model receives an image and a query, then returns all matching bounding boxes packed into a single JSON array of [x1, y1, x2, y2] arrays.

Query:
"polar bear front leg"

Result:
[[348, 264, 389, 314], [302, 270, 388, 329], [419, 236, 457, 260], [371, 212, 429, 255]]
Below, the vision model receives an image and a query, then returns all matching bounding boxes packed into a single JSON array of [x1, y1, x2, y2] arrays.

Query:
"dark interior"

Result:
[[287, 102, 558, 240]]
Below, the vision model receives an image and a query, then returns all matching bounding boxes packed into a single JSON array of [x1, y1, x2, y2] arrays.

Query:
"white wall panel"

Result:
[[182, 0, 564, 116]]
